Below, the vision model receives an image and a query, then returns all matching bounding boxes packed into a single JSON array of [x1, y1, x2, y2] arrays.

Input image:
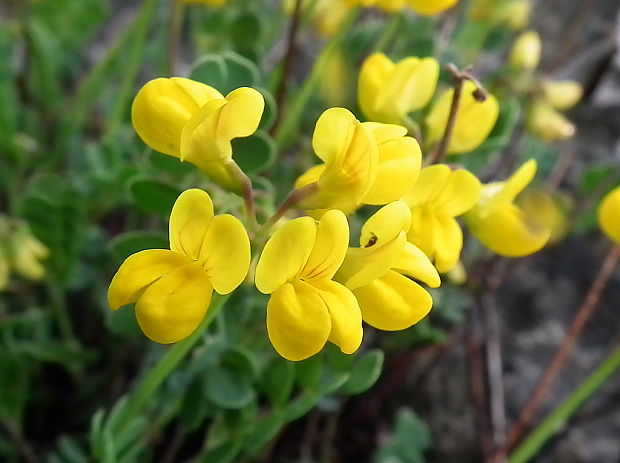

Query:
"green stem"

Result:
[[273, 7, 359, 149], [111, 293, 229, 438], [47, 279, 76, 344], [105, 0, 159, 140], [508, 344, 620, 463], [371, 13, 403, 54]]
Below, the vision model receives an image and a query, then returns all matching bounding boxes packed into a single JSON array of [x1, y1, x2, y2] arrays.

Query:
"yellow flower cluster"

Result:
[[0, 219, 49, 290], [509, 30, 583, 142], [110, 57, 556, 361]]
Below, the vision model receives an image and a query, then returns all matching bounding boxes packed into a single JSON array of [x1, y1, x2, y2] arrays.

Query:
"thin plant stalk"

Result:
[[372, 13, 403, 54], [168, 0, 185, 76], [274, 8, 360, 149], [508, 343, 620, 463], [110, 293, 229, 439], [492, 244, 620, 461]]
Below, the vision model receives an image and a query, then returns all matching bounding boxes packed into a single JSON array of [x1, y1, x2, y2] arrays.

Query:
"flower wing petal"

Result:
[[135, 262, 212, 344], [393, 242, 441, 287], [108, 249, 192, 310], [311, 279, 363, 355], [199, 214, 251, 294], [353, 270, 433, 331], [266, 282, 331, 361]]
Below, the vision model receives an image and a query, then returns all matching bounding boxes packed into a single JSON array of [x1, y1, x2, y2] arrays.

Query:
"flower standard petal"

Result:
[[135, 261, 213, 344], [408, 0, 459, 15], [311, 107, 358, 166], [432, 216, 463, 273], [266, 282, 331, 361], [255, 217, 317, 294], [401, 164, 452, 207], [108, 249, 193, 310], [599, 186, 620, 245], [132, 78, 223, 157], [301, 210, 349, 281], [359, 201, 412, 248], [433, 169, 482, 216], [309, 279, 363, 355], [169, 189, 214, 260], [362, 131, 422, 205], [199, 214, 251, 294], [358, 53, 394, 122], [353, 270, 433, 331]]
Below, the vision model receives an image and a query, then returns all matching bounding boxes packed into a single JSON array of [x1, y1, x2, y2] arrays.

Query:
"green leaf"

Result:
[[222, 51, 260, 93], [342, 349, 384, 395], [128, 177, 181, 216], [261, 356, 295, 406], [256, 87, 277, 130], [295, 354, 323, 391], [221, 347, 259, 380], [0, 354, 30, 423], [284, 393, 319, 422], [231, 131, 276, 174], [205, 366, 256, 410], [228, 12, 263, 51], [244, 412, 285, 456], [180, 378, 210, 431], [109, 231, 169, 262], [106, 305, 141, 337], [200, 440, 243, 463], [374, 408, 431, 463], [191, 54, 228, 90]]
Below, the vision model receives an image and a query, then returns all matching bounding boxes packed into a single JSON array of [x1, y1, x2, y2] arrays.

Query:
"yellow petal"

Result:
[[199, 214, 251, 294], [510, 30, 541, 70], [408, 0, 459, 15], [301, 209, 350, 281], [108, 249, 192, 310], [360, 201, 412, 248], [401, 164, 452, 207], [467, 204, 550, 257], [407, 206, 439, 258], [543, 80, 583, 110], [295, 164, 326, 190], [312, 107, 359, 166], [426, 81, 499, 155], [337, 232, 407, 290], [393, 242, 441, 287], [362, 129, 422, 205], [180, 87, 264, 165], [598, 186, 620, 245], [132, 78, 223, 157], [310, 279, 363, 355], [432, 168, 482, 216], [169, 189, 214, 260], [353, 270, 433, 331], [432, 216, 463, 273], [359, 53, 394, 122], [266, 281, 331, 361], [255, 217, 317, 294], [526, 102, 575, 142], [135, 262, 213, 344], [486, 159, 537, 210]]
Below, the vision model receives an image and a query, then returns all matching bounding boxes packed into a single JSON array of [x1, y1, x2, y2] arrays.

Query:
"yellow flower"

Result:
[[542, 80, 582, 110], [516, 189, 569, 245], [407, 0, 459, 15], [319, 49, 350, 106], [335, 202, 440, 331], [255, 210, 362, 361], [294, 109, 422, 215], [358, 53, 439, 125], [108, 189, 251, 344], [509, 30, 541, 71], [598, 185, 620, 245], [401, 165, 481, 273], [501, 0, 530, 30], [465, 160, 551, 257], [294, 108, 377, 215], [425, 80, 499, 155], [526, 101, 575, 141], [132, 78, 264, 192], [12, 227, 49, 281]]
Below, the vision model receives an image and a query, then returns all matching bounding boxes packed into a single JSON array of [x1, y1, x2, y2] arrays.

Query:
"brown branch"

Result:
[[270, 0, 303, 135], [490, 244, 620, 462], [259, 183, 319, 233], [426, 64, 488, 165]]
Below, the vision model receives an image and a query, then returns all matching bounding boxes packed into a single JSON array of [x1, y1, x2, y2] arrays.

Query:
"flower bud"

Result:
[[543, 80, 583, 110], [510, 30, 541, 71], [527, 102, 575, 141]]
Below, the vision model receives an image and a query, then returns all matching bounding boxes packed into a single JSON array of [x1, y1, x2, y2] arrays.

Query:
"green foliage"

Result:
[[374, 408, 432, 463]]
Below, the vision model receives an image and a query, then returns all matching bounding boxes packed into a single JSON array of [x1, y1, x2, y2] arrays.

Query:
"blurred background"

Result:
[[1, 0, 620, 462]]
